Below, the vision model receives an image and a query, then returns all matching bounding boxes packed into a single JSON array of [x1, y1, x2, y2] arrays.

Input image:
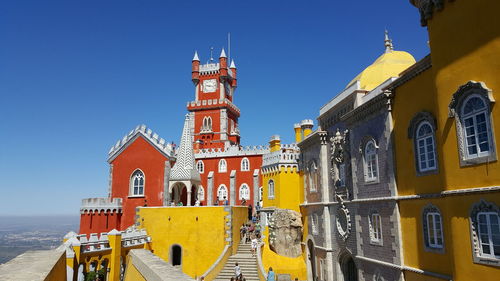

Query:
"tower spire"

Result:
[[220, 47, 227, 58], [192, 51, 200, 61], [384, 30, 394, 53], [209, 47, 214, 62]]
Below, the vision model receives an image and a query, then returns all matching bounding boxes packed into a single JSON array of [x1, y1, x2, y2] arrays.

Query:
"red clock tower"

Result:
[[188, 48, 240, 150]]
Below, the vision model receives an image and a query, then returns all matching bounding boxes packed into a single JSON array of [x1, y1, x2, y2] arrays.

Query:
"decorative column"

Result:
[[230, 170, 236, 205], [253, 169, 260, 207], [163, 160, 171, 206], [207, 171, 214, 206], [320, 132, 335, 281], [108, 229, 122, 281]]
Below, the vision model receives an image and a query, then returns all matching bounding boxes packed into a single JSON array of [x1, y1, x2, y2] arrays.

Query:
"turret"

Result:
[[192, 51, 200, 85], [300, 119, 314, 139], [230, 59, 237, 87], [219, 48, 228, 77], [294, 123, 302, 143], [269, 135, 281, 152]]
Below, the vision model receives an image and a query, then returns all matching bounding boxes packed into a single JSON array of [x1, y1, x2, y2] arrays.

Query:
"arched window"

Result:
[[416, 122, 437, 172], [196, 160, 204, 174], [364, 140, 378, 182], [130, 170, 145, 196], [469, 200, 500, 262], [197, 186, 205, 201], [268, 180, 275, 199], [476, 212, 500, 258], [308, 161, 319, 192], [461, 95, 492, 158], [422, 204, 444, 250], [202, 116, 213, 132], [217, 185, 228, 201], [369, 212, 382, 245], [239, 184, 250, 200], [218, 159, 227, 173], [241, 158, 250, 171], [449, 81, 496, 166]]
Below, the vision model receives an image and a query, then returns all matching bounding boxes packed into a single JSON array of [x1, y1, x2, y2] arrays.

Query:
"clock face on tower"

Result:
[[203, 79, 217, 93]]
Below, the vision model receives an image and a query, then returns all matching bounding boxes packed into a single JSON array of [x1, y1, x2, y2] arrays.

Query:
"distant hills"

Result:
[[0, 215, 79, 264]]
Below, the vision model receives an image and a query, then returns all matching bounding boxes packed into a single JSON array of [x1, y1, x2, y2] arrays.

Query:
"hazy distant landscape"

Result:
[[0, 216, 79, 264]]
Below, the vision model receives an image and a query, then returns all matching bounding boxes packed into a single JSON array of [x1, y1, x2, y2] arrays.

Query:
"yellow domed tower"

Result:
[[346, 30, 416, 91]]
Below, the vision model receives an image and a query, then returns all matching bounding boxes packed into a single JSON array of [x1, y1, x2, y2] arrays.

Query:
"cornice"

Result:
[[385, 55, 432, 92]]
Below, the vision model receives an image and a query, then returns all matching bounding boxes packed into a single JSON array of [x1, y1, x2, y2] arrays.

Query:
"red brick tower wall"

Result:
[[110, 136, 169, 230], [79, 210, 121, 235]]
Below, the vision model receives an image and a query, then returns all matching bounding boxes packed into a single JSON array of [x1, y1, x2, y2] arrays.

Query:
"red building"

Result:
[[189, 49, 266, 207], [79, 48, 267, 235]]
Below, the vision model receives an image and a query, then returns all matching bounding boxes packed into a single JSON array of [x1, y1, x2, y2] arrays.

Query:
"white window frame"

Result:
[[196, 160, 204, 174], [477, 212, 500, 259], [369, 213, 382, 244], [202, 116, 213, 132], [241, 157, 250, 171], [416, 121, 437, 172], [461, 95, 493, 159], [239, 183, 250, 200], [364, 140, 379, 182], [197, 186, 205, 201], [308, 161, 318, 192], [130, 169, 145, 196], [426, 212, 444, 249], [218, 159, 227, 173], [217, 184, 228, 201], [268, 179, 275, 199], [312, 214, 319, 235]]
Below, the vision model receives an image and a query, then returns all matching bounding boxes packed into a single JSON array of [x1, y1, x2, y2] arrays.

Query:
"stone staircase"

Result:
[[214, 240, 259, 281]]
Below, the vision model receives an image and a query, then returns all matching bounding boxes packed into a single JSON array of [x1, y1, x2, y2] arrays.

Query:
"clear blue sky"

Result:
[[0, 0, 428, 215]]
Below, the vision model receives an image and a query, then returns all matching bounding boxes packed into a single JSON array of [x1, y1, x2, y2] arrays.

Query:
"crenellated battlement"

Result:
[[261, 144, 300, 172], [187, 98, 241, 115], [107, 124, 175, 162], [80, 197, 122, 214], [195, 144, 269, 159], [75, 228, 150, 253]]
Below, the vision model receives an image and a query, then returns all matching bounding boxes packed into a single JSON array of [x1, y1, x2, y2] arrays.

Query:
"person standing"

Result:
[[266, 267, 275, 281], [251, 235, 258, 257], [234, 262, 242, 280]]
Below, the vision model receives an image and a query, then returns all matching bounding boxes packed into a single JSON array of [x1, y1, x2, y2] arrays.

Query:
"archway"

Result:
[[307, 239, 317, 281], [171, 244, 182, 266], [171, 183, 188, 206], [339, 251, 358, 281]]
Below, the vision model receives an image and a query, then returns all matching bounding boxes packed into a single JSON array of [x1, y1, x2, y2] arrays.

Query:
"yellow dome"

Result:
[[346, 50, 416, 91]]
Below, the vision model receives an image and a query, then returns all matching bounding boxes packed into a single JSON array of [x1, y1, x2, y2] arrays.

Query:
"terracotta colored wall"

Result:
[[197, 154, 262, 207], [80, 211, 121, 235], [111, 136, 169, 230]]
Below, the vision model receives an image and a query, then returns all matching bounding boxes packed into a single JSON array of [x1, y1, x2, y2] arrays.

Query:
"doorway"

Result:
[[171, 244, 182, 266]]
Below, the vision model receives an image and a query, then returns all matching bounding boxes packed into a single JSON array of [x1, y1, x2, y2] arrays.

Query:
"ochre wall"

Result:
[[261, 226, 307, 281], [400, 194, 500, 281], [393, 1, 500, 280], [111, 136, 169, 230], [137, 206, 248, 279], [123, 254, 147, 281], [262, 166, 302, 212], [428, 0, 500, 190], [45, 251, 66, 281]]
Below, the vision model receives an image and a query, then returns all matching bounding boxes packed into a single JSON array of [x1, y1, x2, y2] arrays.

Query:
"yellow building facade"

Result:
[[259, 123, 314, 281], [391, 0, 500, 280]]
